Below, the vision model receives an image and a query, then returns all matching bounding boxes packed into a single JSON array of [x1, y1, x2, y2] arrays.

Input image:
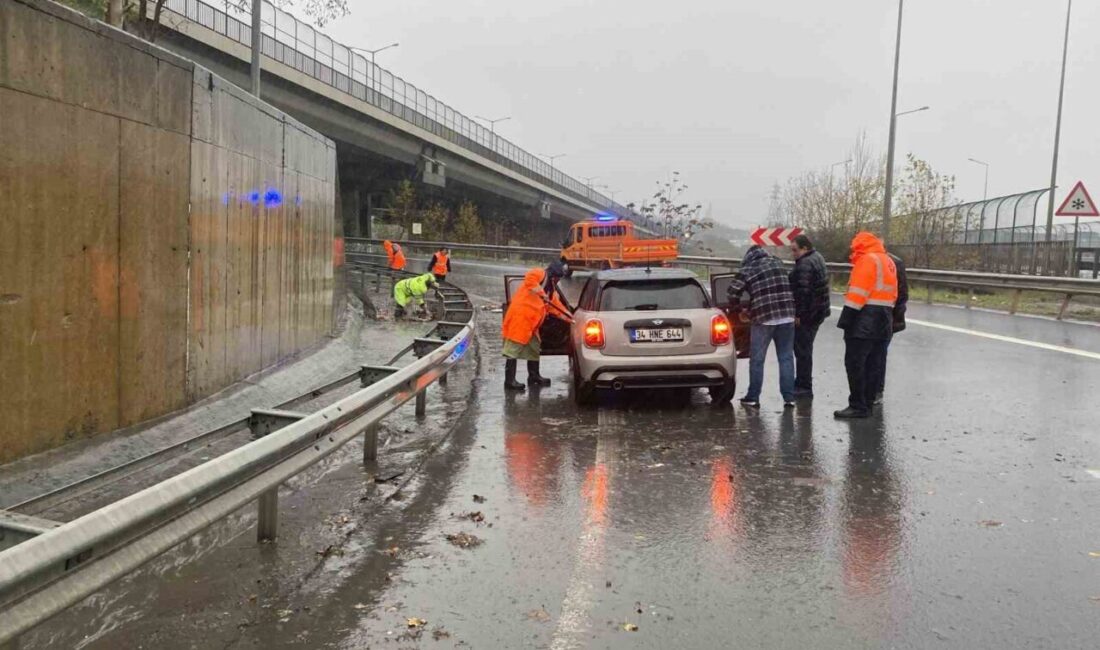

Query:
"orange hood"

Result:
[[849, 231, 886, 265], [522, 268, 546, 290]]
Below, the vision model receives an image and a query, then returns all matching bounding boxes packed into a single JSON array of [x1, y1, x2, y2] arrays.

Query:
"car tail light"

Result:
[[711, 314, 732, 346], [583, 319, 605, 349]]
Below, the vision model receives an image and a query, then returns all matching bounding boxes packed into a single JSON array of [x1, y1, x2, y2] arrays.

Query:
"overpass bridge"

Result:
[[153, 0, 639, 242]]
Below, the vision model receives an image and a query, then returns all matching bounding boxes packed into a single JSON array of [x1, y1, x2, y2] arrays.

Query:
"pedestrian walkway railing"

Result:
[[346, 238, 1100, 320], [0, 265, 475, 645]]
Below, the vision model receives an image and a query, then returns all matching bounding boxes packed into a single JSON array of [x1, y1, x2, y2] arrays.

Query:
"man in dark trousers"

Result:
[[727, 246, 797, 409], [788, 234, 832, 399], [834, 232, 898, 419], [873, 250, 909, 405]]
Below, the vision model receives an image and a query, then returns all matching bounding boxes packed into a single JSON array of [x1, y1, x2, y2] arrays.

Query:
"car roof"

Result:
[[593, 267, 699, 282]]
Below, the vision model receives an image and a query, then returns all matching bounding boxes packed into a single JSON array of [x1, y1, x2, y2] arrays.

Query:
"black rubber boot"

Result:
[[504, 359, 526, 392], [527, 361, 551, 387]]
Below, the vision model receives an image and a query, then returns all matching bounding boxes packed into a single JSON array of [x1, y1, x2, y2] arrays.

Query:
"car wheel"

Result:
[[708, 379, 737, 405], [572, 355, 597, 407]]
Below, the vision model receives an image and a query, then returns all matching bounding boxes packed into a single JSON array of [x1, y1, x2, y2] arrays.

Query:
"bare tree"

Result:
[[782, 133, 884, 261], [628, 171, 713, 245], [893, 154, 959, 267]]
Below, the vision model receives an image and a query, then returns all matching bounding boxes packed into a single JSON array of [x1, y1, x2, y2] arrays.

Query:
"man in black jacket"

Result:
[[788, 234, 832, 398], [873, 251, 909, 404]]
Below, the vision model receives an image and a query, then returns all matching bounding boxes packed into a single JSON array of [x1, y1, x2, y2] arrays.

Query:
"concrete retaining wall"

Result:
[[0, 0, 338, 462]]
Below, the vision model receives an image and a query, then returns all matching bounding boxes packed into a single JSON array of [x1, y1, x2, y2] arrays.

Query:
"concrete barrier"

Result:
[[0, 0, 338, 462]]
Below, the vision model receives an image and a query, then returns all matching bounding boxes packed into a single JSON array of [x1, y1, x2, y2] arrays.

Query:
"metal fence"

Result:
[[0, 261, 476, 645], [160, 0, 630, 220]]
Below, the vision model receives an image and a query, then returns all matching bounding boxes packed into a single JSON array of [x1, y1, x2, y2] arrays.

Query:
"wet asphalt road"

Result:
[[323, 264, 1100, 649], [14, 261, 1100, 649]]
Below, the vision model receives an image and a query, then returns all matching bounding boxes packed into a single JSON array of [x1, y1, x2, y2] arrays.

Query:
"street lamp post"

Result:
[[540, 153, 566, 182], [350, 43, 400, 96], [966, 158, 990, 243], [474, 115, 511, 137], [250, 0, 262, 97], [1044, 0, 1073, 277], [881, 0, 906, 244]]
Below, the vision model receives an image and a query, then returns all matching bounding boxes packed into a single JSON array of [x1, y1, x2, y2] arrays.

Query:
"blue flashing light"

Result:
[[264, 188, 283, 208], [448, 335, 471, 363], [221, 191, 233, 206], [247, 190, 262, 206], [594, 213, 616, 222]]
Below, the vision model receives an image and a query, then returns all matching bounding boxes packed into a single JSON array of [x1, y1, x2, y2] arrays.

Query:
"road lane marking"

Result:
[[829, 306, 1100, 361], [905, 317, 1100, 361]]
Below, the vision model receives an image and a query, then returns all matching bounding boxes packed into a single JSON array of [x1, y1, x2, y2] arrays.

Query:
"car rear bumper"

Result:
[[575, 348, 736, 390]]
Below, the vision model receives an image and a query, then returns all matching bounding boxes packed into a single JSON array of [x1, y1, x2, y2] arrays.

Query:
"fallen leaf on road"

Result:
[[353, 603, 369, 610], [446, 532, 483, 549], [407, 617, 427, 628], [456, 511, 485, 524], [622, 623, 639, 632], [1088, 551, 1100, 558], [382, 546, 400, 557], [473, 494, 487, 504], [979, 520, 1003, 528], [526, 608, 552, 622]]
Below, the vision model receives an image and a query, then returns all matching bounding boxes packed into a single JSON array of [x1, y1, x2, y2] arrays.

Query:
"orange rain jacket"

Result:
[[431, 250, 451, 277], [383, 240, 407, 271], [502, 268, 548, 346], [836, 232, 898, 341]]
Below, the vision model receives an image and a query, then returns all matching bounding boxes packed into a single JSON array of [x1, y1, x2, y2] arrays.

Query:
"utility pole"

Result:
[[881, 0, 905, 244], [250, 0, 262, 97], [1044, 0, 1072, 245]]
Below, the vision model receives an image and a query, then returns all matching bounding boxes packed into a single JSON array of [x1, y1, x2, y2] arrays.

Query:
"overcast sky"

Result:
[[324, 0, 1098, 229]]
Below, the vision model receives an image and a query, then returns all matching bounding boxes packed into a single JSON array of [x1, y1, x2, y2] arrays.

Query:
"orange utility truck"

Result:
[[560, 217, 679, 271]]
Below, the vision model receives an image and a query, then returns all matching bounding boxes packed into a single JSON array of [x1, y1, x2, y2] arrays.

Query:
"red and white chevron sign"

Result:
[[751, 226, 803, 247]]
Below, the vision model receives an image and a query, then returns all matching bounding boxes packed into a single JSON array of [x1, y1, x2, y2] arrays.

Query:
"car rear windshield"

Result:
[[598, 279, 708, 311]]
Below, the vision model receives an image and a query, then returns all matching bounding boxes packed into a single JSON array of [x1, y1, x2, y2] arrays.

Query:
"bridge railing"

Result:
[[160, 0, 632, 220]]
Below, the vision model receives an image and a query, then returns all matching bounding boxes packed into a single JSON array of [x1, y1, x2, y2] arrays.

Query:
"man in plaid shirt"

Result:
[[727, 245, 796, 408]]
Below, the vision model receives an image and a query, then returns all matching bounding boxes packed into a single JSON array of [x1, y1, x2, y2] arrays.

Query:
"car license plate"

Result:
[[631, 327, 684, 342]]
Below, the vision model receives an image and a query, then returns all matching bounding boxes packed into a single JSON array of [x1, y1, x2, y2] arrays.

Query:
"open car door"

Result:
[[502, 275, 572, 356], [710, 273, 751, 359]]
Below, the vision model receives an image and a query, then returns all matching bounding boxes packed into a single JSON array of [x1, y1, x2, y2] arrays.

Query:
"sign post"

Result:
[[1055, 181, 1098, 275]]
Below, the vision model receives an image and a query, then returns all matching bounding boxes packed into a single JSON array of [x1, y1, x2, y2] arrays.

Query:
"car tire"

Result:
[[572, 355, 597, 406], [708, 379, 737, 405]]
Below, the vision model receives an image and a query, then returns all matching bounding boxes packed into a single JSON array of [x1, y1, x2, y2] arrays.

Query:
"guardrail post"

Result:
[[926, 282, 933, 304], [248, 409, 306, 543], [1058, 293, 1073, 320], [966, 287, 975, 309], [363, 425, 378, 464], [415, 391, 427, 417], [1009, 289, 1022, 315], [257, 491, 279, 543]]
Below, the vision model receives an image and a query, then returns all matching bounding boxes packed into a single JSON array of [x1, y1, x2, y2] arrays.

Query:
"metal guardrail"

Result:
[[346, 238, 1100, 320], [161, 0, 635, 221], [0, 263, 476, 645]]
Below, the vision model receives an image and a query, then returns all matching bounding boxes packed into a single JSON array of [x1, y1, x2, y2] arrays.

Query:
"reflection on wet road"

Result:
[[330, 266, 1100, 649]]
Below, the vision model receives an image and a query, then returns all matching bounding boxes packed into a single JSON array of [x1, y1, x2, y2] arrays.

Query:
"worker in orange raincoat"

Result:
[[834, 231, 898, 419], [383, 240, 407, 271], [428, 247, 452, 282], [502, 268, 550, 392]]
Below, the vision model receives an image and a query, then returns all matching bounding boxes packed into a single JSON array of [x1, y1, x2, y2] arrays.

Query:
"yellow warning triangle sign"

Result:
[[1055, 181, 1099, 217]]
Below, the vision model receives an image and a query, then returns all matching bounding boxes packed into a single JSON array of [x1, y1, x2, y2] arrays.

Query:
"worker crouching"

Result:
[[393, 272, 437, 320], [501, 268, 552, 391]]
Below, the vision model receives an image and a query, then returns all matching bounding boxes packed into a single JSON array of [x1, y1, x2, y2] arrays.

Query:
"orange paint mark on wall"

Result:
[[333, 236, 345, 267]]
